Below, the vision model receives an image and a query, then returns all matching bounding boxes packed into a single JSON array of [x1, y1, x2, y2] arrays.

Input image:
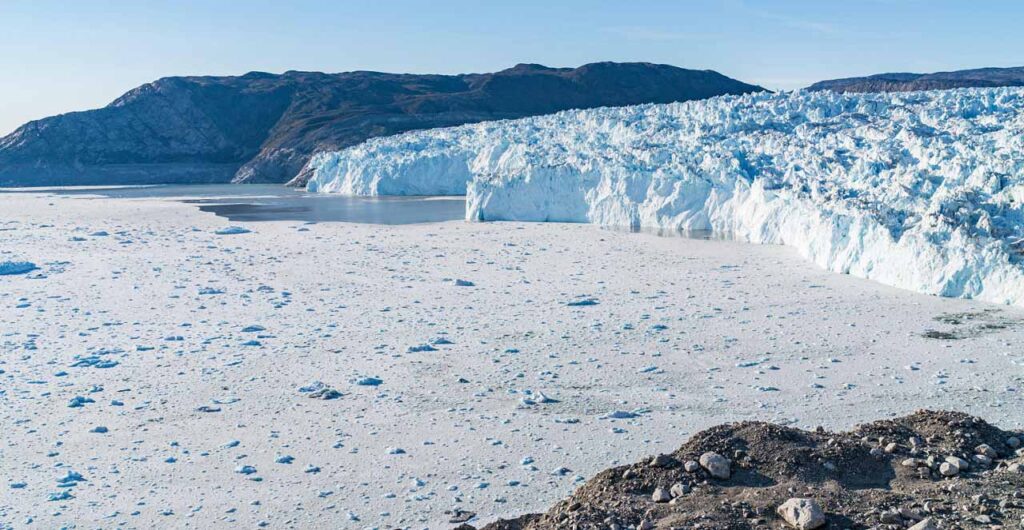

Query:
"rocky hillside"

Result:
[[464, 410, 1024, 530], [807, 66, 1024, 93], [0, 63, 764, 187]]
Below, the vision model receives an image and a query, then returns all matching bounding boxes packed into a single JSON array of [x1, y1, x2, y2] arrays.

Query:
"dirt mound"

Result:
[[468, 410, 1024, 530]]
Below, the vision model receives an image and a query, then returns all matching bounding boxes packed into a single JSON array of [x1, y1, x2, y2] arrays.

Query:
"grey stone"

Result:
[[698, 452, 731, 480], [651, 487, 671, 503], [649, 454, 674, 468], [777, 498, 826, 529], [972, 454, 992, 467], [907, 518, 938, 530], [939, 462, 958, 477], [975, 444, 998, 459], [670, 482, 690, 498], [944, 455, 969, 473]]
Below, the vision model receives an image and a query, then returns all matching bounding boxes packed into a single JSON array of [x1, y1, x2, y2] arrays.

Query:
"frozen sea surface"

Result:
[[2, 192, 1022, 529], [0, 184, 464, 224]]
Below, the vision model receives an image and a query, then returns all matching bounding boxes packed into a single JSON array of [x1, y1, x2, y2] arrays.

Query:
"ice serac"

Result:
[[308, 88, 1024, 306]]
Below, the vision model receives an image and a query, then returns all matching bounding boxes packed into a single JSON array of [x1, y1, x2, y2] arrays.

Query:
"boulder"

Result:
[[777, 498, 826, 529]]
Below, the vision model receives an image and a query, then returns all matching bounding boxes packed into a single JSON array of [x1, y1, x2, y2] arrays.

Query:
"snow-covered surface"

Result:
[[306, 88, 1024, 306], [2, 191, 1023, 528]]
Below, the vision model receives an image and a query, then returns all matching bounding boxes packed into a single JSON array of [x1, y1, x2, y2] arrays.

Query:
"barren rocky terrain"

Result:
[[470, 411, 1024, 530]]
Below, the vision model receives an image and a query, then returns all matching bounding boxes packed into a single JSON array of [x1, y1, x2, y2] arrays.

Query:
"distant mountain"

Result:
[[0, 62, 765, 187], [807, 66, 1024, 93]]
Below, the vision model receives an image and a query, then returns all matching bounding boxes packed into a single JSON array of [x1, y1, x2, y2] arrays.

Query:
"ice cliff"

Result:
[[306, 89, 1024, 305]]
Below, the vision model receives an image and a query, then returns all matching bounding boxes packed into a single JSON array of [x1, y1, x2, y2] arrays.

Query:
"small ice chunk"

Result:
[[601, 410, 639, 419], [297, 381, 326, 393], [214, 226, 252, 235], [68, 396, 95, 408], [0, 261, 37, 276]]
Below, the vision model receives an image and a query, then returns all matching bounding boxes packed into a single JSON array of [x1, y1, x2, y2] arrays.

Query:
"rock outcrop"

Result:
[[465, 410, 1024, 530], [0, 63, 764, 186]]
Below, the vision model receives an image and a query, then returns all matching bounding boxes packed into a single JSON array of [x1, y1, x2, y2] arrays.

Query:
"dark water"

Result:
[[3, 184, 466, 224]]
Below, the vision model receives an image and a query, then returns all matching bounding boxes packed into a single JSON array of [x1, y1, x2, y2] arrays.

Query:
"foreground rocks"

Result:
[[463, 410, 1024, 530]]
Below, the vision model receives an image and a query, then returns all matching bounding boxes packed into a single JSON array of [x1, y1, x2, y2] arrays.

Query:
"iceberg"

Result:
[[306, 89, 1024, 306]]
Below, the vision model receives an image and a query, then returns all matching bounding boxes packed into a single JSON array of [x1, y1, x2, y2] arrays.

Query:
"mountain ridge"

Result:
[[0, 62, 765, 187], [807, 65, 1024, 93]]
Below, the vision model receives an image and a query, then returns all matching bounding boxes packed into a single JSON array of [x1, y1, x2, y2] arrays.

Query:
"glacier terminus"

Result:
[[306, 88, 1024, 306]]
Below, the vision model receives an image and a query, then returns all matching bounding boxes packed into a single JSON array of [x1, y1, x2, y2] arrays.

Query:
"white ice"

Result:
[[306, 88, 1024, 306], [2, 192, 1023, 528]]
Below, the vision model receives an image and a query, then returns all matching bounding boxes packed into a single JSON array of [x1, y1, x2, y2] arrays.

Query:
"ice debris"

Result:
[[353, 376, 383, 386], [0, 261, 37, 275], [67, 396, 95, 408], [214, 226, 252, 235]]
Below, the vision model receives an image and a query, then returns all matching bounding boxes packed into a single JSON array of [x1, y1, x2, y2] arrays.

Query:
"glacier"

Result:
[[305, 88, 1024, 306]]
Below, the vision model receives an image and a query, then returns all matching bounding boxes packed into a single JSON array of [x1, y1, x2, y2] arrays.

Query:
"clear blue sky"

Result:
[[2, 0, 1022, 135]]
